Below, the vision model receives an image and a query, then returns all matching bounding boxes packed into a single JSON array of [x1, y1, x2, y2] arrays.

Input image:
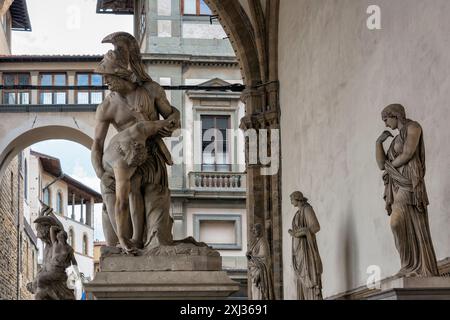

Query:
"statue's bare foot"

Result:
[[118, 238, 138, 255], [130, 238, 144, 249]]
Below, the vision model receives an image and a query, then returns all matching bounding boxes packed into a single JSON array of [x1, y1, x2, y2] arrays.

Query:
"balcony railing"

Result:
[[188, 171, 246, 191]]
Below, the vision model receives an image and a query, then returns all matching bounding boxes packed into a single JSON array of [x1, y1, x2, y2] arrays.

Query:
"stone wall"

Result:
[[0, 157, 19, 299], [20, 233, 37, 300], [279, 0, 450, 298]]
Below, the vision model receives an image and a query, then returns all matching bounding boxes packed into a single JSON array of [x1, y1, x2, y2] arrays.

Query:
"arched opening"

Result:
[[56, 191, 63, 215], [82, 234, 89, 256], [0, 125, 94, 178], [42, 188, 51, 206], [68, 228, 75, 249]]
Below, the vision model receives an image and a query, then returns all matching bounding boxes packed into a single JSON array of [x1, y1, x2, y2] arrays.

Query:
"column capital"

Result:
[[240, 110, 279, 131], [240, 86, 266, 104]]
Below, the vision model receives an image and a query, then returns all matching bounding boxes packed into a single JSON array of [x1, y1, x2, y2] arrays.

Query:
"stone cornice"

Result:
[[186, 90, 241, 100], [142, 53, 238, 67]]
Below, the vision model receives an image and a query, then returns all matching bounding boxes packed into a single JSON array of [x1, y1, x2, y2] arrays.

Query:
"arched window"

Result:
[[68, 228, 74, 249], [56, 191, 63, 214], [24, 159, 28, 201], [43, 188, 51, 206], [82, 234, 88, 255]]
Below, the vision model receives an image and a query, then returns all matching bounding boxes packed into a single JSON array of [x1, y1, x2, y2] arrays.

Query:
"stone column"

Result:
[[86, 198, 93, 227], [71, 193, 76, 219], [80, 198, 84, 224], [30, 71, 39, 104], [67, 71, 76, 104], [240, 83, 282, 300]]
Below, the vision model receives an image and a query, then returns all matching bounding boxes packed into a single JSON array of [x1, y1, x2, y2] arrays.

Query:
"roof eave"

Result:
[[10, 0, 32, 32]]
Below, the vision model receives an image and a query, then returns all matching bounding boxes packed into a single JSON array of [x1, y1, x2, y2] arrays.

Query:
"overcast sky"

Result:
[[16, 0, 133, 241], [12, 0, 133, 54]]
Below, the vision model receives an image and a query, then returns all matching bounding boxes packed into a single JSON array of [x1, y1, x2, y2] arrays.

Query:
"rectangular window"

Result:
[[39, 73, 67, 104], [200, 220, 236, 244], [2, 73, 31, 105], [201, 115, 231, 172], [193, 215, 242, 250], [157, 0, 172, 16], [76, 73, 104, 104], [182, 0, 211, 16]]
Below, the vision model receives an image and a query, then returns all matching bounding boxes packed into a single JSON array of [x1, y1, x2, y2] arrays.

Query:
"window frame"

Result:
[[75, 72, 104, 105], [38, 72, 68, 105], [193, 214, 242, 250], [42, 188, 51, 207], [181, 0, 211, 16], [2, 73, 31, 105], [201, 114, 232, 172]]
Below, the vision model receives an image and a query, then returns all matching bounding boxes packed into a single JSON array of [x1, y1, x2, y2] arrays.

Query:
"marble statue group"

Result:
[[27, 32, 443, 300], [89, 33, 441, 299], [27, 203, 78, 300], [91, 32, 181, 254]]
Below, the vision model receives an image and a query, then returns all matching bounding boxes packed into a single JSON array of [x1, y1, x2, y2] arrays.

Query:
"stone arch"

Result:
[[205, 0, 262, 87], [0, 124, 94, 178]]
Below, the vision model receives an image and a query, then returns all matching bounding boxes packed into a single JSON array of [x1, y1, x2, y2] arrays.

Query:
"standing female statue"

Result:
[[246, 223, 275, 300], [376, 104, 439, 277], [289, 191, 323, 300]]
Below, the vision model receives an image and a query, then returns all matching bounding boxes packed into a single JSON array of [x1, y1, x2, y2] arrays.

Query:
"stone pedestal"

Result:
[[84, 255, 240, 300], [367, 277, 450, 300]]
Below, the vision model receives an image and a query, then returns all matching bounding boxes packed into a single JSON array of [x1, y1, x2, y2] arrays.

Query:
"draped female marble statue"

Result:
[[289, 191, 323, 300], [376, 104, 439, 277], [246, 223, 275, 300]]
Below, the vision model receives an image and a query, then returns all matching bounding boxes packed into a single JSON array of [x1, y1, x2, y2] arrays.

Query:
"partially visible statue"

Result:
[[246, 223, 275, 300], [27, 203, 79, 300], [289, 191, 323, 300], [376, 104, 439, 277]]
